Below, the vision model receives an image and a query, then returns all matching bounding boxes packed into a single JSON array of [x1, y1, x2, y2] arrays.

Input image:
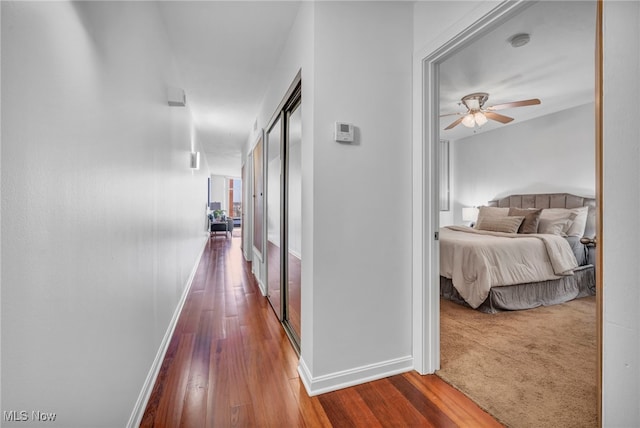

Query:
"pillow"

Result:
[[476, 215, 524, 234], [508, 208, 542, 234], [566, 206, 589, 237], [538, 218, 573, 236], [474, 206, 509, 229], [539, 208, 584, 236]]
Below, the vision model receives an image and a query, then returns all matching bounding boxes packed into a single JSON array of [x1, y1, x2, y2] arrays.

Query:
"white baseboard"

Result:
[[126, 236, 209, 428], [257, 278, 267, 296], [251, 248, 266, 296], [298, 355, 414, 397]]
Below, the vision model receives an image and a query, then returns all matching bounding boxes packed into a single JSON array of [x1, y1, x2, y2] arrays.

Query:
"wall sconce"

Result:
[[462, 207, 479, 226], [190, 152, 200, 170], [167, 86, 186, 107]]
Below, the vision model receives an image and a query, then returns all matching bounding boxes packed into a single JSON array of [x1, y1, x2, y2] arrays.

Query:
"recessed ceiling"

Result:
[[439, 1, 596, 140], [157, 1, 301, 176]]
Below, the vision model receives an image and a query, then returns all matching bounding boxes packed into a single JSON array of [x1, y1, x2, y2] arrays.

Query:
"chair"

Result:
[[209, 216, 234, 238]]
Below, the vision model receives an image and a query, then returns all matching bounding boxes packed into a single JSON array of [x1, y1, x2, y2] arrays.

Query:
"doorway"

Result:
[[412, 0, 602, 424], [266, 75, 302, 351], [227, 178, 242, 231]]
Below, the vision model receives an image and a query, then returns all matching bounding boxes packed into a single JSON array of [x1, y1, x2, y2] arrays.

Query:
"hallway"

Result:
[[140, 235, 502, 427]]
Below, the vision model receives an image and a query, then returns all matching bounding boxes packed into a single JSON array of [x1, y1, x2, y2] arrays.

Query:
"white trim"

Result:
[[256, 277, 267, 297], [412, 0, 532, 375], [297, 356, 414, 397], [253, 246, 263, 263], [251, 247, 267, 296], [127, 236, 209, 428], [288, 248, 302, 261]]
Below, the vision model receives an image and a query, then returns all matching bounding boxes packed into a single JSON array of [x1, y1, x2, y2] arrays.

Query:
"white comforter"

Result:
[[440, 226, 578, 308]]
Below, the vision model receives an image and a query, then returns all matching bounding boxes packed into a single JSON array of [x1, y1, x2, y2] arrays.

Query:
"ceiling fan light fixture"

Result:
[[465, 99, 480, 110], [474, 112, 488, 126], [461, 114, 476, 128], [442, 92, 536, 131]]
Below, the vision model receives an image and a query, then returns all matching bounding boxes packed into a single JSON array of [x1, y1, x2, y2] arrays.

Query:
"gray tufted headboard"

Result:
[[488, 193, 596, 238]]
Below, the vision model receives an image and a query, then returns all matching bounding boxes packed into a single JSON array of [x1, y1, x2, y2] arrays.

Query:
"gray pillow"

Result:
[[474, 206, 509, 229], [476, 215, 525, 234], [508, 208, 542, 234]]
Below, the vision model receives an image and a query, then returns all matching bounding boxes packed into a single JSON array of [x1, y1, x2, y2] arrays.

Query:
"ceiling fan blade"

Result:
[[486, 98, 541, 111], [444, 117, 464, 130], [485, 111, 514, 124], [439, 112, 462, 118]]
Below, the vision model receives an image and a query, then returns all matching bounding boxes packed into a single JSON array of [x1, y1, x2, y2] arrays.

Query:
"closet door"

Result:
[[266, 117, 282, 317], [285, 100, 302, 343], [253, 137, 264, 255], [241, 164, 247, 251], [265, 74, 302, 352]]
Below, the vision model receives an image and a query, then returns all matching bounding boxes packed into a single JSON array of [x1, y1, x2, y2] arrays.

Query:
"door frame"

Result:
[[412, 0, 603, 422], [412, 0, 530, 376], [265, 71, 302, 353]]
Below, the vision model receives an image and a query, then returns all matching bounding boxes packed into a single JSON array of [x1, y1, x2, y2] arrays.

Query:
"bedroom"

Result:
[[436, 1, 596, 426]]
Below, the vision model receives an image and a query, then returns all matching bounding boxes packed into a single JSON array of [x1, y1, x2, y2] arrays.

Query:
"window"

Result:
[[439, 140, 450, 211]]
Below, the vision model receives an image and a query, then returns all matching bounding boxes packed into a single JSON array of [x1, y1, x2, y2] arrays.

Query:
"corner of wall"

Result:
[[297, 355, 414, 397]]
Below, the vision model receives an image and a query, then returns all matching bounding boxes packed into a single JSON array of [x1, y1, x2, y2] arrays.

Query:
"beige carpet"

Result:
[[438, 296, 597, 428]]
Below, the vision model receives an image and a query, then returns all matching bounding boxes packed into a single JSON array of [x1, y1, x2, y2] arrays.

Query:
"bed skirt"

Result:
[[440, 264, 596, 314]]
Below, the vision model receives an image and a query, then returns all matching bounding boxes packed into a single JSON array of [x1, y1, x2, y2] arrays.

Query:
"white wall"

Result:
[[452, 103, 595, 224], [209, 174, 227, 210], [414, 1, 640, 425], [305, 1, 414, 388], [245, 1, 414, 393], [1, 3, 209, 427], [242, 153, 254, 260], [243, 0, 315, 323], [440, 140, 455, 226], [602, 1, 640, 426]]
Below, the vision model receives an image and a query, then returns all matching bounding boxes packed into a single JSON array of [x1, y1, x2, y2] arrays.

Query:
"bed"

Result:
[[440, 193, 596, 313]]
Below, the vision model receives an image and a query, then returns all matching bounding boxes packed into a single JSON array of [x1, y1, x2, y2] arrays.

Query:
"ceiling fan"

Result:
[[441, 92, 541, 130]]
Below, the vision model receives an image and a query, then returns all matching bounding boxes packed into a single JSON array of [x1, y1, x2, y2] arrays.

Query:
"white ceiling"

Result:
[[157, 1, 301, 177], [439, 1, 596, 141], [157, 1, 597, 175]]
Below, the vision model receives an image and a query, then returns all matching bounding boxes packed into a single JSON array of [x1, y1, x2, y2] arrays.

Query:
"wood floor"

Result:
[[266, 240, 301, 338], [141, 233, 503, 427]]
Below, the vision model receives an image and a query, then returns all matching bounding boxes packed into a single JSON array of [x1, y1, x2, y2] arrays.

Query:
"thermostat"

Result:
[[334, 122, 354, 143]]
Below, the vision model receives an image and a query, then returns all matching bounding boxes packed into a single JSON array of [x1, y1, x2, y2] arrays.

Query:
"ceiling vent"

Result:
[[509, 33, 531, 48]]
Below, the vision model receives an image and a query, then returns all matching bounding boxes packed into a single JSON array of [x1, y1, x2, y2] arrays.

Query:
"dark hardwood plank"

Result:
[[179, 310, 214, 427], [229, 403, 257, 428], [404, 371, 504, 428], [222, 317, 253, 408], [357, 379, 438, 427], [141, 334, 194, 428], [287, 378, 332, 428], [141, 233, 503, 427], [387, 375, 456, 428], [318, 386, 383, 428]]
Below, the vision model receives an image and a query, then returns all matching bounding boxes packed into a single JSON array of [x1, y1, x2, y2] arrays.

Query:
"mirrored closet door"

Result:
[[266, 118, 282, 318], [286, 98, 302, 343], [266, 75, 302, 351]]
